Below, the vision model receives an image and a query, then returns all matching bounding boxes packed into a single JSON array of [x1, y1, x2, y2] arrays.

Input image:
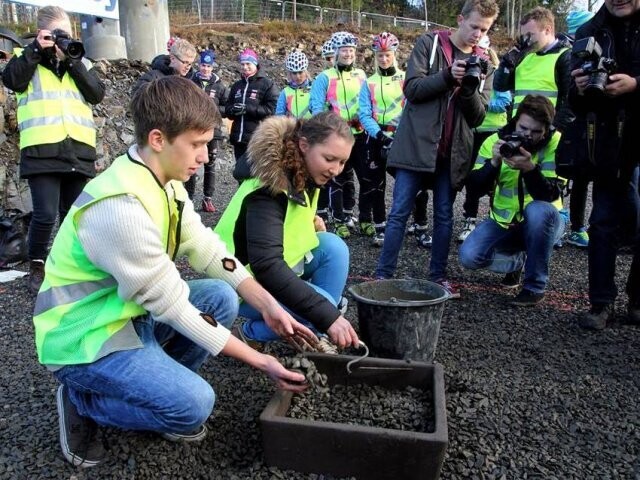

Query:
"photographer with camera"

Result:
[[569, 0, 640, 330], [374, 0, 499, 298], [459, 95, 565, 306], [494, 7, 573, 133], [2, 6, 104, 294]]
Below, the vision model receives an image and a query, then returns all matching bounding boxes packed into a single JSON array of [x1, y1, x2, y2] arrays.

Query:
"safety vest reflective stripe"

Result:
[[513, 49, 567, 110], [284, 86, 311, 119], [366, 71, 405, 128], [324, 67, 366, 134], [34, 277, 118, 317], [15, 50, 96, 149]]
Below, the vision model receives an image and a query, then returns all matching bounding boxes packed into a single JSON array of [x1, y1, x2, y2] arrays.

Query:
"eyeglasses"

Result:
[[173, 55, 194, 66]]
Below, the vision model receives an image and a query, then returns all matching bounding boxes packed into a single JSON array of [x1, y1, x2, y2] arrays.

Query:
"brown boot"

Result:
[[29, 259, 45, 294]]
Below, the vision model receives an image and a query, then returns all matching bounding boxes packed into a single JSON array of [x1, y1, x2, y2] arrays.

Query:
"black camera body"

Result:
[[46, 29, 84, 60], [499, 132, 531, 158], [516, 32, 534, 52], [461, 54, 489, 89], [572, 36, 617, 94]]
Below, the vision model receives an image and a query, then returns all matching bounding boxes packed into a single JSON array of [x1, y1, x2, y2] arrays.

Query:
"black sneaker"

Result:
[[57, 385, 106, 468], [578, 304, 614, 330], [501, 269, 522, 289], [161, 424, 208, 442], [509, 289, 544, 306]]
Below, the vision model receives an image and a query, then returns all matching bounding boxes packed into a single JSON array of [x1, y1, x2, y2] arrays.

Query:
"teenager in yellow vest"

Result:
[[32, 77, 309, 468], [215, 113, 360, 352], [1, 6, 105, 294], [459, 95, 565, 306], [275, 50, 312, 119]]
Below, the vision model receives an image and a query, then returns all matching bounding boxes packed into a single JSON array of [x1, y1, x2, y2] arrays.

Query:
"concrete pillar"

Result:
[[119, 0, 170, 63], [80, 16, 127, 60]]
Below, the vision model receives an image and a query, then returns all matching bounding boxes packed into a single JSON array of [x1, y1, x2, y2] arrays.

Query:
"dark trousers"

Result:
[[27, 173, 88, 260], [354, 134, 387, 224], [588, 168, 640, 305], [185, 140, 219, 199], [569, 173, 590, 231], [326, 133, 366, 221], [462, 130, 493, 218], [413, 190, 429, 226]]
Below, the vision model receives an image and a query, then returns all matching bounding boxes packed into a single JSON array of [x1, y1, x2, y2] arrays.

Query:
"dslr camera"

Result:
[[572, 37, 617, 94], [44, 29, 85, 60], [462, 54, 489, 89], [499, 132, 531, 158]]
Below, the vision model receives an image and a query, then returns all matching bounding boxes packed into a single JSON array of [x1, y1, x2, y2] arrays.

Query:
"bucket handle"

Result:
[[346, 341, 369, 374]]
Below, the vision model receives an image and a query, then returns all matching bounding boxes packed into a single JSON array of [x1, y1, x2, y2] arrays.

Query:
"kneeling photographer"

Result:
[[568, 0, 640, 330], [459, 95, 565, 307]]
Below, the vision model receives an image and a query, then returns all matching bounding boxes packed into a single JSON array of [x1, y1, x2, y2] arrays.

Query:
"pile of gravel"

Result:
[[1, 151, 639, 479]]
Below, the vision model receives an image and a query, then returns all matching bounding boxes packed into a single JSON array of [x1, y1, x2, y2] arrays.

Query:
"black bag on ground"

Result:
[[0, 209, 30, 268], [555, 117, 592, 180]]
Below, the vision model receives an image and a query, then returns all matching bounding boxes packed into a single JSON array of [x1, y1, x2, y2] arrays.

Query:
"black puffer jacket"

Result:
[[191, 72, 229, 139], [1, 40, 105, 178], [568, 6, 640, 179], [224, 69, 279, 145]]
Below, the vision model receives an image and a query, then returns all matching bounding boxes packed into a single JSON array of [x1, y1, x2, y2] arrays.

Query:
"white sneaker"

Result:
[[458, 217, 476, 243]]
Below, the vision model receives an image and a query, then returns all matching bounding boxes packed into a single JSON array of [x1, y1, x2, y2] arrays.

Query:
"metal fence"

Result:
[[168, 0, 452, 31]]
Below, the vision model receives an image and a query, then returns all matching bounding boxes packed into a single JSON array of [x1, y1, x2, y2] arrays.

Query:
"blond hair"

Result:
[[37, 5, 70, 30], [170, 39, 197, 60]]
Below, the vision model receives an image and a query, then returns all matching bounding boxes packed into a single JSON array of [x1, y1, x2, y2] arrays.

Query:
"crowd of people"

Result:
[[1, 0, 638, 469]]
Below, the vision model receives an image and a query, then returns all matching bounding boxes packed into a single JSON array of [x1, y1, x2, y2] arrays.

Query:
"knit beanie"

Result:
[[567, 10, 594, 35], [239, 48, 259, 66], [199, 50, 217, 66]]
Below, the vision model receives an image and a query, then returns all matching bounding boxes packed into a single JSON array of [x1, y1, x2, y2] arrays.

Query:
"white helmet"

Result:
[[321, 39, 335, 58], [285, 50, 309, 72], [330, 31, 358, 51]]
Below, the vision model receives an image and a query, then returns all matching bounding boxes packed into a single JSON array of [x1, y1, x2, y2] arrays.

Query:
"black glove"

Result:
[[376, 131, 393, 148], [230, 103, 246, 116]]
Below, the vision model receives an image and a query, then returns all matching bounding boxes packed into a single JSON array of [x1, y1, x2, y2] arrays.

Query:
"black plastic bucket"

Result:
[[348, 279, 449, 362]]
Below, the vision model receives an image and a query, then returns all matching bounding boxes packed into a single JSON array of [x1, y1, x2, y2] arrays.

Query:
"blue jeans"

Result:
[[376, 166, 456, 281], [588, 168, 640, 305], [53, 279, 238, 434], [240, 232, 348, 342], [459, 201, 565, 293]]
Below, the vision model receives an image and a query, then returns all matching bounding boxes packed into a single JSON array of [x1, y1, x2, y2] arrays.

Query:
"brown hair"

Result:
[[461, 0, 499, 19], [282, 112, 354, 192], [37, 6, 70, 30], [130, 76, 221, 146], [521, 6, 555, 31], [513, 94, 555, 129]]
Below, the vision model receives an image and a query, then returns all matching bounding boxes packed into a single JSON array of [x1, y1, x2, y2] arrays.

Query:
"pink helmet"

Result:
[[372, 32, 399, 52]]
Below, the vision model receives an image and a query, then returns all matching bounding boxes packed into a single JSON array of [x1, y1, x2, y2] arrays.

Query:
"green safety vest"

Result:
[[14, 48, 96, 149], [366, 70, 405, 128], [33, 154, 186, 366], [284, 85, 312, 119], [474, 132, 563, 228], [513, 49, 567, 111], [323, 67, 367, 134], [215, 177, 319, 275], [475, 91, 508, 133]]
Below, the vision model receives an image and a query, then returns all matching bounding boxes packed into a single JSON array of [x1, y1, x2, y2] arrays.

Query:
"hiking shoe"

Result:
[[408, 222, 427, 234], [566, 228, 589, 248], [231, 325, 263, 352], [161, 424, 207, 443], [509, 289, 544, 306], [458, 217, 476, 243], [315, 336, 339, 354], [57, 385, 106, 468], [360, 222, 376, 237], [29, 259, 45, 294], [417, 232, 433, 248], [435, 280, 460, 299], [343, 212, 357, 230], [334, 222, 350, 239], [501, 269, 522, 289], [201, 197, 216, 213], [578, 304, 614, 330], [371, 232, 385, 247], [337, 296, 348, 315]]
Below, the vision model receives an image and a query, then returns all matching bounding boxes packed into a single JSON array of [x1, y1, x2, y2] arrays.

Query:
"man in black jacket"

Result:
[[570, 0, 640, 329], [2, 6, 105, 293]]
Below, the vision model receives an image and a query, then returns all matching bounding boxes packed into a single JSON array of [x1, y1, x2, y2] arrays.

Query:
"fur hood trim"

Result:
[[247, 116, 298, 196]]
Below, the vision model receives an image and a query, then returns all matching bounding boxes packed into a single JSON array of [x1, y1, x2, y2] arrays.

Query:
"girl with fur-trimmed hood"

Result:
[[215, 112, 360, 352]]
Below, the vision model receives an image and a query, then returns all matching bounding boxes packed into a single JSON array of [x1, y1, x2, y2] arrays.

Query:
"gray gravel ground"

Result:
[[1, 149, 639, 480]]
